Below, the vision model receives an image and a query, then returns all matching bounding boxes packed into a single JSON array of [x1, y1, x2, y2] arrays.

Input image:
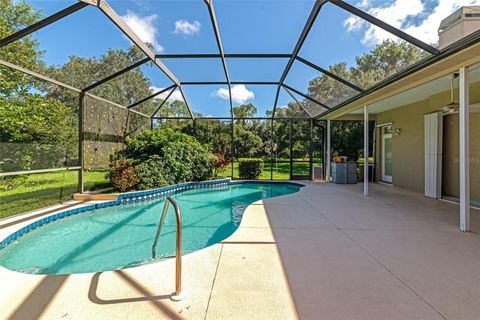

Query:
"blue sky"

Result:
[[22, 0, 478, 117]]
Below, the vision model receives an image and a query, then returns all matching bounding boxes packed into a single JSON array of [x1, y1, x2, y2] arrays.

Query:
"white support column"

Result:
[[459, 67, 470, 232], [364, 106, 369, 196], [326, 119, 331, 182]]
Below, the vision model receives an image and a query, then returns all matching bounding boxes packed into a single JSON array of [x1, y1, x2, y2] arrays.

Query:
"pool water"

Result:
[[0, 183, 300, 274]]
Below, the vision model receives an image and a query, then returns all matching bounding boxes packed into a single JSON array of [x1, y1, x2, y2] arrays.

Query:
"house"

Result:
[[322, 6, 480, 232]]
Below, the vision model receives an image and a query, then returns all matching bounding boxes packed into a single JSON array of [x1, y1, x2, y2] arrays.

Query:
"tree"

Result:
[[306, 40, 429, 111], [234, 125, 263, 158], [352, 40, 429, 88], [233, 103, 257, 120], [157, 113, 234, 157], [307, 62, 357, 110], [330, 120, 374, 162], [42, 46, 156, 115], [0, 0, 43, 97], [0, 94, 77, 171], [266, 103, 312, 160], [0, 1, 79, 172], [155, 99, 189, 118]]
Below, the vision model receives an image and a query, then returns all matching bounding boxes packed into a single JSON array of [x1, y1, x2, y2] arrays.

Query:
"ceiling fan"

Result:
[[424, 73, 459, 115], [440, 73, 459, 114]]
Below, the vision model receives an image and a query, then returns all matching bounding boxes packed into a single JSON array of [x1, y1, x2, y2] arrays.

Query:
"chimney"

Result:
[[439, 6, 480, 49]]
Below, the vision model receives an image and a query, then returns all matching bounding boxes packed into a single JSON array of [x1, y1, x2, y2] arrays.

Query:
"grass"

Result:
[[0, 170, 109, 219], [218, 160, 318, 180]]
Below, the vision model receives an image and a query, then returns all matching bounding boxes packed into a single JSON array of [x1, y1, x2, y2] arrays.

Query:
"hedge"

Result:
[[238, 159, 263, 179]]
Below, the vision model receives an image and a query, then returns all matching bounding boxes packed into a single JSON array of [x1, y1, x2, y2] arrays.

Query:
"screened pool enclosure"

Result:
[[1, 0, 441, 199]]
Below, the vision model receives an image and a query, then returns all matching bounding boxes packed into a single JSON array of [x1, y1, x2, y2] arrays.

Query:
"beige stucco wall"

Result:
[[442, 113, 480, 198], [375, 81, 480, 199]]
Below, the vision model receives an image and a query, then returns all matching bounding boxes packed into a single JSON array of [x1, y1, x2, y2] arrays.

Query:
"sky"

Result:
[[20, 0, 480, 117]]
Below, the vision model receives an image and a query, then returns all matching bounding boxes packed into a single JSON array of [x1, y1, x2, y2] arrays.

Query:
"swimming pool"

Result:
[[0, 180, 301, 275]]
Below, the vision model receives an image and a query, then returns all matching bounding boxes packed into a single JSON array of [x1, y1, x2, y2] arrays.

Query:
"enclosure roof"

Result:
[[1, 0, 478, 120], [320, 28, 480, 120]]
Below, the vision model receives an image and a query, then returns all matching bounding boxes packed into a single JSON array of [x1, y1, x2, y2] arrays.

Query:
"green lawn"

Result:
[[218, 161, 316, 180], [0, 170, 109, 219]]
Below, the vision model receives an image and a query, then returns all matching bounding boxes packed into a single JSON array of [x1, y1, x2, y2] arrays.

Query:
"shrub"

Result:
[[108, 159, 139, 192], [136, 155, 169, 190], [212, 153, 230, 178], [238, 159, 263, 180], [110, 129, 214, 190]]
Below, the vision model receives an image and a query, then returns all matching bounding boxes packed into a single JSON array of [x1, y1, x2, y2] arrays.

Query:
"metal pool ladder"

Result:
[[152, 196, 184, 301]]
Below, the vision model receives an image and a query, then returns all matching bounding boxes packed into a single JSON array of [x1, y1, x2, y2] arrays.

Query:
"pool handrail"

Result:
[[151, 196, 184, 301]]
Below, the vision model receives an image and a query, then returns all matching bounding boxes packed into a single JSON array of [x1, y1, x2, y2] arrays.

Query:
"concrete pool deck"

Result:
[[0, 182, 479, 319]]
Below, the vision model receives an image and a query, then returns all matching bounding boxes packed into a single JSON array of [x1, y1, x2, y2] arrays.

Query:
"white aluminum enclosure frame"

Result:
[[364, 105, 369, 196], [459, 66, 470, 232]]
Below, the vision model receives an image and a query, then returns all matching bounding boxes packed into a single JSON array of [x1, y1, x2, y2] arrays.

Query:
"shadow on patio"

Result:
[[88, 271, 181, 319], [263, 182, 480, 319], [6, 275, 69, 320]]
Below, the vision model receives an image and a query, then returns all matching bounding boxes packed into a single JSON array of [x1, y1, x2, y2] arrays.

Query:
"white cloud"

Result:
[[174, 20, 201, 36], [213, 85, 254, 104], [121, 10, 164, 52], [150, 86, 183, 102], [344, 0, 480, 46]]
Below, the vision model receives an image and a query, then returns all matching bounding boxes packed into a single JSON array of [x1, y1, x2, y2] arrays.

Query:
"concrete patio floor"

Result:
[[0, 182, 479, 320]]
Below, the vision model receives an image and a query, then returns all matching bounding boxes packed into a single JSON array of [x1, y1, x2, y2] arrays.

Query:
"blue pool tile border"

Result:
[[0, 179, 303, 250]]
